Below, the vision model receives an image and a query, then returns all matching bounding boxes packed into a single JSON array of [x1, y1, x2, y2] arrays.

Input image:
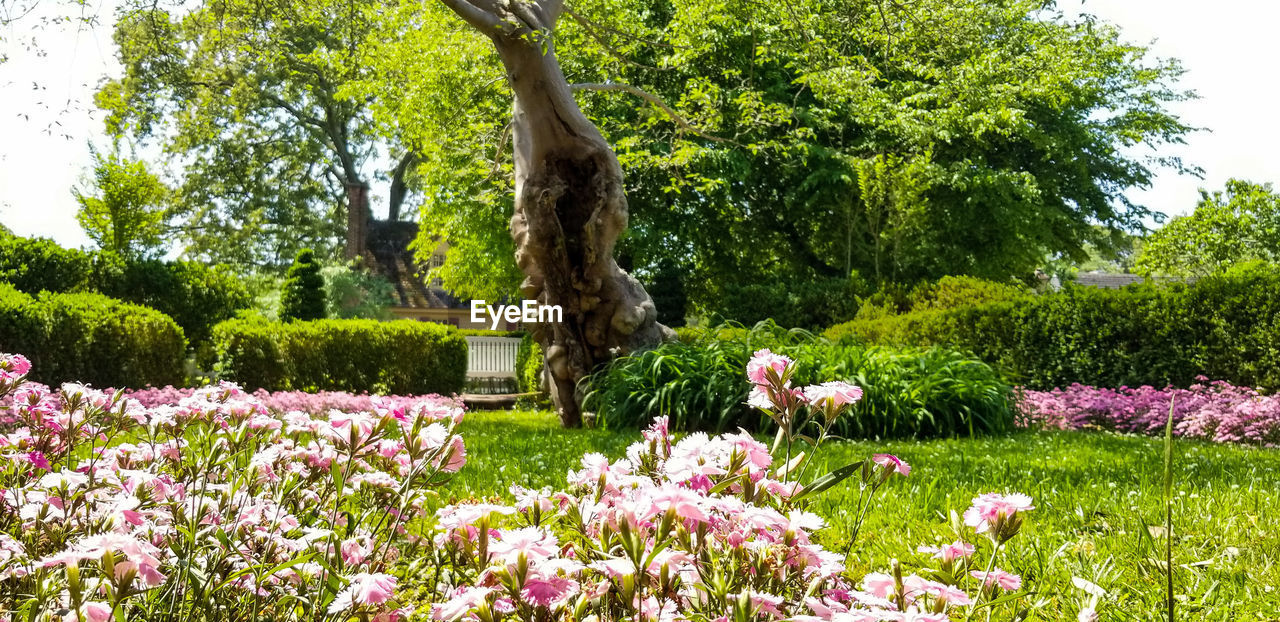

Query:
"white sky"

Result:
[[1, 0, 1278, 250]]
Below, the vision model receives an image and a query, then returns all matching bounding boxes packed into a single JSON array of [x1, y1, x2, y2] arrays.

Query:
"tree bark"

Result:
[[440, 0, 668, 426]]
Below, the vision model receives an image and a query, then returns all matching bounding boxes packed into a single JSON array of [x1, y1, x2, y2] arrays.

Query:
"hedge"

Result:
[[515, 332, 544, 395], [210, 318, 468, 395], [823, 263, 1280, 391], [0, 284, 186, 388], [0, 236, 250, 347], [584, 322, 1015, 438]]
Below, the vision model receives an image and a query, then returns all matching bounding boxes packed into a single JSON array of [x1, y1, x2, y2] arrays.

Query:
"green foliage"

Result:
[[209, 317, 467, 394], [704, 277, 870, 330], [0, 236, 249, 346], [279, 249, 327, 322], [363, 0, 1193, 308], [584, 322, 1014, 438], [645, 261, 688, 327], [515, 332, 544, 395], [1135, 179, 1280, 277], [92, 256, 252, 346], [825, 263, 1280, 391], [905, 276, 1031, 312], [322, 262, 396, 320], [0, 236, 93, 293], [72, 147, 170, 259], [0, 284, 185, 388], [450, 410, 1280, 617]]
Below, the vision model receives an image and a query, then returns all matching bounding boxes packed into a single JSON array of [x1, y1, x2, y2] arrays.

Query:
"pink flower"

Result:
[[520, 573, 579, 607], [329, 573, 397, 613], [801, 381, 863, 409], [747, 349, 793, 385], [963, 493, 1034, 537], [431, 586, 495, 621], [1078, 607, 1099, 622], [872, 454, 911, 477], [917, 540, 974, 563], [489, 527, 558, 563], [80, 603, 112, 622], [972, 568, 1022, 591]]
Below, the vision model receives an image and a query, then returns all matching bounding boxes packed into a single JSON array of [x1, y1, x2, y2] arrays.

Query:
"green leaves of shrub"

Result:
[[584, 321, 1015, 438]]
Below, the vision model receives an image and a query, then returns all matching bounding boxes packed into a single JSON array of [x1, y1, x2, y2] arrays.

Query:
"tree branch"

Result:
[[437, 0, 506, 35], [570, 82, 735, 145], [562, 6, 661, 70]]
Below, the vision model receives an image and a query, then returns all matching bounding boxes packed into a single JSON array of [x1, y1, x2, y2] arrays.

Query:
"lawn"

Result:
[[449, 410, 1280, 621]]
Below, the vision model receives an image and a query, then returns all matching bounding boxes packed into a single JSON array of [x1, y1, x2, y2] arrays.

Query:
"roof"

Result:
[[1069, 272, 1187, 290], [362, 220, 468, 310]]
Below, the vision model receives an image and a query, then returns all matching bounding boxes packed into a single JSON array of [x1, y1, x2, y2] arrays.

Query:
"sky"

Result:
[[1, 0, 1278, 250]]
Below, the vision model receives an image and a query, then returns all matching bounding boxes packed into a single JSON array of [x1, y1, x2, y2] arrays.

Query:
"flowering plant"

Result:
[[0, 353, 463, 620], [1018, 378, 1280, 446], [426, 349, 1046, 621]]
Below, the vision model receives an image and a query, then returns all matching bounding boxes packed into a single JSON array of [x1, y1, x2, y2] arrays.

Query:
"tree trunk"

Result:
[[490, 32, 668, 427]]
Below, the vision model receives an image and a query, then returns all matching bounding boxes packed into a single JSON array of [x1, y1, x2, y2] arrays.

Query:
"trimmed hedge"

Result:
[[0, 236, 249, 346], [0, 284, 186, 388], [210, 318, 468, 394], [584, 322, 1015, 438], [823, 263, 1280, 391]]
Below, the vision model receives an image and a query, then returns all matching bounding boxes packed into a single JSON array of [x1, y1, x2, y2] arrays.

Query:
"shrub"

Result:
[[0, 237, 249, 347], [0, 284, 185, 388], [210, 317, 467, 394], [0, 236, 92, 293], [322, 262, 397, 319], [825, 263, 1280, 391], [705, 276, 870, 330], [279, 248, 326, 321], [1019, 380, 1280, 445], [93, 256, 251, 345], [584, 322, 1015, 438], [515, 331, 544, 394], [0, 354, 464, 621]]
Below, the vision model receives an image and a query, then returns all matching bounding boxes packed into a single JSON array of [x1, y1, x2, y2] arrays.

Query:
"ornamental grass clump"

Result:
[[425, 349, 1054, 621], [0, 352, 464, 620]]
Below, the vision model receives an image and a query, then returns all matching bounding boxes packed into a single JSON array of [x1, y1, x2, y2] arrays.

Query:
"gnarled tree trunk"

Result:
[[440, 0, 669, 427]]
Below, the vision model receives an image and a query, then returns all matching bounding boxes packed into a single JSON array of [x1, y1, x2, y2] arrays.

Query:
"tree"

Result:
[[279, 248, 327, 321], [72, 148, 170, 259], [368, 0, 1192, 322], [99, 0, 419, 270], [1136, 179, 1280, 277]]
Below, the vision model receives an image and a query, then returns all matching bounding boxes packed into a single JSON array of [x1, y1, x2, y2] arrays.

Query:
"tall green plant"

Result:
[[279, 249, 326, 322], [585, 322, 1015, 438]]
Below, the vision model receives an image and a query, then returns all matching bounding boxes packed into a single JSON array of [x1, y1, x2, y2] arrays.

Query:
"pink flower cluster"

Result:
[[1018, 378, 1280, 446], [122, 385, 455, 416], [428, 412, 1037, 621], [0, 353, 463, 619]]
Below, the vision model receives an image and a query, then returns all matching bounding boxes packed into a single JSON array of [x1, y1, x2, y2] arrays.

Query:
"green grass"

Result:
[[447, 411, 1280, 620]]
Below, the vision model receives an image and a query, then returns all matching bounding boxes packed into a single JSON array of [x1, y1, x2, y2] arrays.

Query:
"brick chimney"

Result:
[[345, 181, 370, 260]]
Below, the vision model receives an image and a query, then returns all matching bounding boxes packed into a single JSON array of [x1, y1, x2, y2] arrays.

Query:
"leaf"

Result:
[[791, 460, 866, 502]]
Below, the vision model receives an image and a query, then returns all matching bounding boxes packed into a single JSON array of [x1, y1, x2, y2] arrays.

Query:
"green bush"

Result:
[[705, 276, 870, 330], [0, 237, 249, 347], [0, 284, 185, 388], [93, 256, 251, 346], [280, 249, 326, 321], [823, 263, 1280, 391], [584, 322, 1014, 438], [0, 236, 93, 293], [515, 332, 544, 395], [210, 318, 467, 394]]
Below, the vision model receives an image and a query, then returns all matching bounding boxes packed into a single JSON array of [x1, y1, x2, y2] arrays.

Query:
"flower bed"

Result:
[[0, 350, 1105, 620], [0, 352, 464, 620], [123, 385, 460, 417], [1018, 379, 1280, 446]]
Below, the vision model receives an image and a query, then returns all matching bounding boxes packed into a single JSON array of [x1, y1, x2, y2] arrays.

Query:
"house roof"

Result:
[[1070, 272, 1187, 290], [362, 220, 468, 310]]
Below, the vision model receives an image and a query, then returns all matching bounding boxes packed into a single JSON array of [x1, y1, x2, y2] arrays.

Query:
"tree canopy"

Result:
[[1135, 179, 1280, 277], [345, 0, 1193, 305], [72, 147, 170, 259]]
